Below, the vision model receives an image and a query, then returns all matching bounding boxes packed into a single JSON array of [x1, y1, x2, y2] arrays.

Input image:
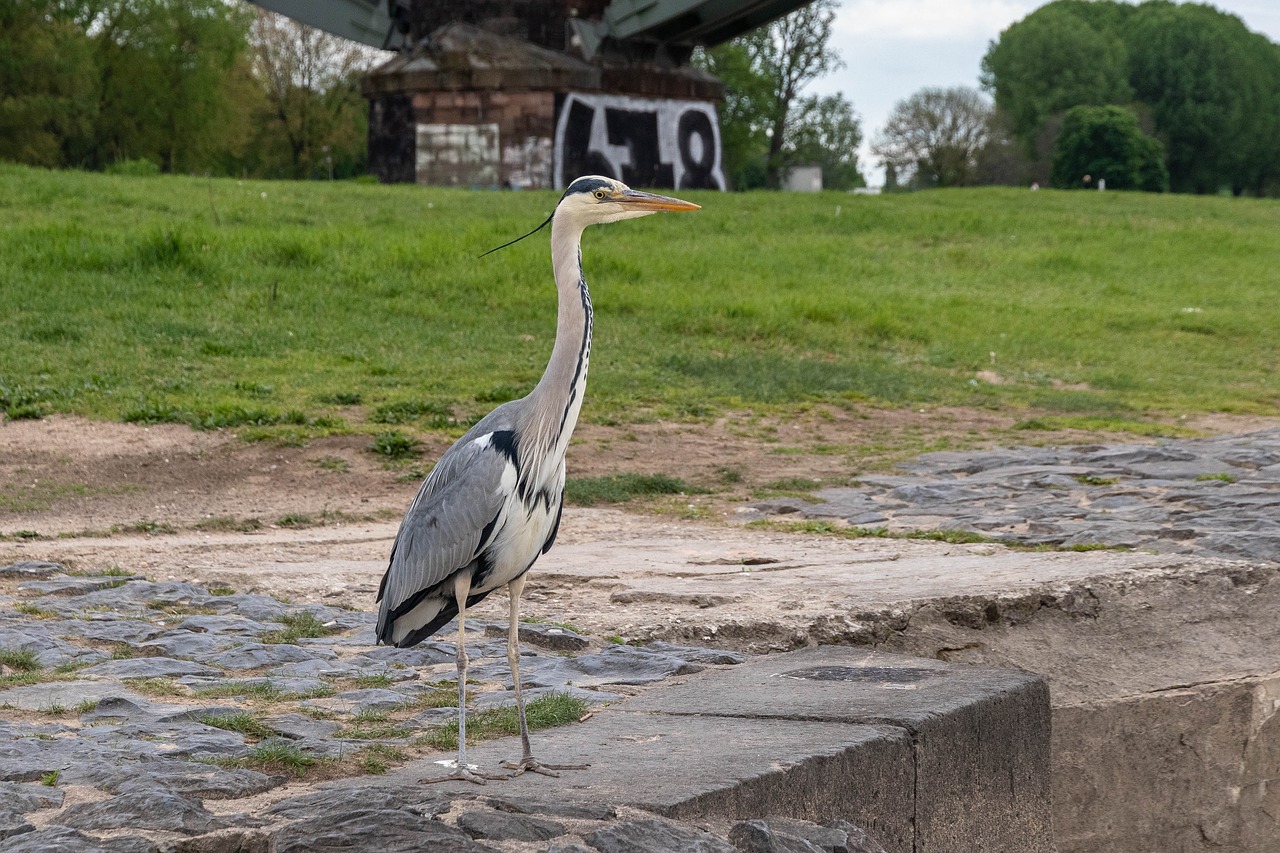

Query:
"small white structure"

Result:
[[783, 165, 823, 192]]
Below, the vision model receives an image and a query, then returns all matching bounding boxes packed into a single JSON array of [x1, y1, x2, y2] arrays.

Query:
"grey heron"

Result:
[[375, 176, 700, 783]]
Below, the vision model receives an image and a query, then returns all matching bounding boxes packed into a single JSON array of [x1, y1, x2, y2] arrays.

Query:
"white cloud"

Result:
[[834, 0, 1031, 41]]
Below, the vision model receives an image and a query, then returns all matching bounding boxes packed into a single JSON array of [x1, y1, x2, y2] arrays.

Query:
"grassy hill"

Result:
[[1, 163, 1276, 438]]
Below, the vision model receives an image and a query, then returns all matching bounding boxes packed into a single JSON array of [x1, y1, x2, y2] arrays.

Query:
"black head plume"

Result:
[[480, 210, 554, 258]]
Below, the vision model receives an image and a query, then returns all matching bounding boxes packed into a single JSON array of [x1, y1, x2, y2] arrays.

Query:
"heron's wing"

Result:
[[378, 434, 511, 617]]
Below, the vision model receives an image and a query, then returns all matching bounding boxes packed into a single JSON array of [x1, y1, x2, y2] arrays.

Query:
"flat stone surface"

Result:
[[79, 656, 220, 679], [0, 680, 150, 712], [751, 430, 1280, 565], [54, 789, 229, 835], [623, 647, 1053, 853], [349, 711, 914, 849]]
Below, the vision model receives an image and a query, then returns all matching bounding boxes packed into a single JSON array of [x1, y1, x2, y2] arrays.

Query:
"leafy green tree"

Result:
[[981, 1, 1132, 155], [1051, 105, 1168, 191], [75, 0, 252, 172], [1125, 2, 1280, 194], [983, 0, 1280, 195], [872, 87, 993, 188], [0, 2, 97, 167]]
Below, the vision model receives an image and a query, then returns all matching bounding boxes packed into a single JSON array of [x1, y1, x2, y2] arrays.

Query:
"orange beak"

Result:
[[617, 189, 701, 212]]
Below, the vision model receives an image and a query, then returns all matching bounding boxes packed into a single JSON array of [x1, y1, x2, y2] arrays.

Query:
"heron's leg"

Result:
[[501, 574, 589, 777], [421, 572, 506, 785]]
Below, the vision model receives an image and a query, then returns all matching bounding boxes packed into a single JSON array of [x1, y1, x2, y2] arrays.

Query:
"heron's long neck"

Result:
[[527, 214, 592, 471]]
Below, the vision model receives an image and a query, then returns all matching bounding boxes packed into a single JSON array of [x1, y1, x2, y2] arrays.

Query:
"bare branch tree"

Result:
[[248, 9, 379, 177], [741, 0, 845, 189], [873, 86, 994, 188]]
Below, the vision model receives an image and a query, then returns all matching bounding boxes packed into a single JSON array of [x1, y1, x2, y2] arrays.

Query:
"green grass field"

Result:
[[1, 163, 1276, 437]]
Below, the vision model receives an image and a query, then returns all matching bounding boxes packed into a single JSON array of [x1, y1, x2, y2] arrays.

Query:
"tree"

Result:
[[246, 9, 376, 179], [691, 41, 771, 190], [697, 0, 845, 189], [0, 2, 97, 167], [981, 1, 1132, 157], [982, 0, 1280, 196], [1125, 2, 1280, 194], [1052, 105, 1168, 191], [872, 87, 993, 188], [785, 93, 864, 190], [78, 0, 252, 172]]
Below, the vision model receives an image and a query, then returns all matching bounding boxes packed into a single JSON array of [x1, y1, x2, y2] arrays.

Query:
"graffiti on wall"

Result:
[[553, 93, 725, 191]]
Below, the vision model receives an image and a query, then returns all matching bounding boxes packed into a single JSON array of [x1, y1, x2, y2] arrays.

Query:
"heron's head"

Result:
[[480, 176, 698, 258], [557, 176, 700, 226]]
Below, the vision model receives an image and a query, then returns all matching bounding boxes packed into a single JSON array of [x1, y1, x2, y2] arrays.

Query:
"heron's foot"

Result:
[[420, 759, 510, 785], [501, 756, 590, 778]]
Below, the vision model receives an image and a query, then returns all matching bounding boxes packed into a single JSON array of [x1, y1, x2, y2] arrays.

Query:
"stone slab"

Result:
[[345, 711, 916, 852], [623, 647, 1054, 853]]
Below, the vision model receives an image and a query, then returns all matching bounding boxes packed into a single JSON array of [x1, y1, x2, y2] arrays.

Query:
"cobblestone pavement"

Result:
[[753, 429, 1280, 563], [4, 564, 889, 853]]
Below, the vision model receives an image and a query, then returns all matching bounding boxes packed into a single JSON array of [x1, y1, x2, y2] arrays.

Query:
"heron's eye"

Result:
[[593, 190, 606, 200]]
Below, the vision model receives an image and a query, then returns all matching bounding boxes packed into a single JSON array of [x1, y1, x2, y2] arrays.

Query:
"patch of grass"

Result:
[[298, 706, 338, 721], [315, 455, 349, 472], [200, 712, 276, 740], [353, 674, 394, 689], [1014, 416, 1187, 438], [109, 644, 135, 660], [40, 770, 59, 787], [215, 742, 321, 777], [411, 686, 459, 711], [207, 584, 236, 596], [371, 399, 453, 427], [369, 430, 420, 460], [1196, 472, 1237, 483], [565, 473, 704, 506], [192, 681, 284, 702], [14, 602, 59, 619], [357, 743, 408, 774], [0, 481, 93, 512], [146, 601, 217, 616], [112, 520, 177, 536], [417, 691, 589, 751], [752, 477, 826, 499], [68, 565, 134, 578], [275, 513, 314, 528], [317, 391, 362, 406], [342, 720, 412, 740], [123, 677, 190, 697], [39, 702, 68, 716], [1074, 474, 1120, 486], [75, 698, 100, 714], [193, 516, 262, 533], [746, 519, 994, 545], [0, 649, 41, 672], [259, 612, 341, 645]]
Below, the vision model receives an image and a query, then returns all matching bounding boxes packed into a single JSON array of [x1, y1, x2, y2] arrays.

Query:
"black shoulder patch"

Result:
[[489, 430, 519, 466]]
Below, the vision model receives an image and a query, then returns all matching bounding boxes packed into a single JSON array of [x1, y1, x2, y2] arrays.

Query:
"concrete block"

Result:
[[356, 712, 916, 852], [1055, 674, 1280, 853], [624, 646, 1054, 853]]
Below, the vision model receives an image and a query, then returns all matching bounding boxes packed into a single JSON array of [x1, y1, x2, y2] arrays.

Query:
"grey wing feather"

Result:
[[379, 436, 509, 615]]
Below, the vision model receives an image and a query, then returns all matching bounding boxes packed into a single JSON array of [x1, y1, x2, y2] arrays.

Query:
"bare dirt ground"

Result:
[[3, 408, 1277, 641]]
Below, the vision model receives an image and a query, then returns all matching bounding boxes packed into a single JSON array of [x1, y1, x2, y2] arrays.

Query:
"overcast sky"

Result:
[[807, 1, 1280, 186]]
